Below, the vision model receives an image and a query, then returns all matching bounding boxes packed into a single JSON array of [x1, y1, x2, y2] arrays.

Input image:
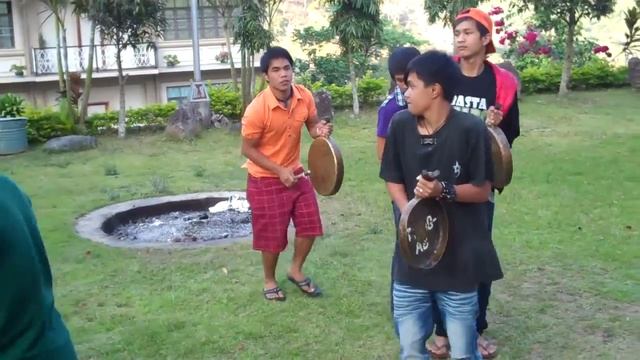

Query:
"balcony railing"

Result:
[[33, 44, 157, 75]]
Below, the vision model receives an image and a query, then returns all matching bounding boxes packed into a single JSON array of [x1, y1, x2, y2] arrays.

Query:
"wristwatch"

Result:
[[438, 181, 456, 202]]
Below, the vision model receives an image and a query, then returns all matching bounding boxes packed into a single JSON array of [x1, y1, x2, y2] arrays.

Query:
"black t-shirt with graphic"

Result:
[[451, 65, 520, 145], [380, 109, 504, 292]]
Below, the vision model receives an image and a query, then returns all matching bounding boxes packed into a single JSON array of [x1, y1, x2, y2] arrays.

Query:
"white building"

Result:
[[0, 0, 242, 113]]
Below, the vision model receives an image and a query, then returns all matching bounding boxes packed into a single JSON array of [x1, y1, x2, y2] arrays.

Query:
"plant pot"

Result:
[[15, 71, 24, 77], [0, 117, 28, 155]]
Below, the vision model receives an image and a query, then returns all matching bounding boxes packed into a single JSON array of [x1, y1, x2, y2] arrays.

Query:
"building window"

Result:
[[0, 1, 14, 49], [164, 0, 224, 41], [166, 85, 191, 104]]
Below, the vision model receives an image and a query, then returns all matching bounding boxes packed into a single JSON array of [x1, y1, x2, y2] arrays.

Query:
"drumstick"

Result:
[[294, 170, 311, 179], [420, 169, 440, 182], [414, 170, 440, 197]]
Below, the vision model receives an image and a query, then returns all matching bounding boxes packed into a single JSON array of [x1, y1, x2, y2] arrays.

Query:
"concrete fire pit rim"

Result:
[[75, 191, 252, 249]]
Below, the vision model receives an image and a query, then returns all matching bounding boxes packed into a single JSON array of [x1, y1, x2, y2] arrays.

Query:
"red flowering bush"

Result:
[[593, 45, 612, 57]]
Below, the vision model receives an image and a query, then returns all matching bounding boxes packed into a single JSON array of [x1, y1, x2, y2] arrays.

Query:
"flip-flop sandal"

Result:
[[287, 275, 322, 297], [478, 337, 498, 359], [426, 341, 450, 359], [263, 286, 286, 301]]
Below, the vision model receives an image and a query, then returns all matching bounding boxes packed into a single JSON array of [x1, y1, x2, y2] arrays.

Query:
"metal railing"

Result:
[[32, 44, 157, 75]]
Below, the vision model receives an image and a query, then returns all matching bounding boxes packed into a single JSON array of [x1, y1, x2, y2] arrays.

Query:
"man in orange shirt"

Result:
[[241, 46, 332, 301]]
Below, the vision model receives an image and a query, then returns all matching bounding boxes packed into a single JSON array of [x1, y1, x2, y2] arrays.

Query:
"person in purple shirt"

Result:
[[376, 47, 421, 161], [376, 46, 420, 315]]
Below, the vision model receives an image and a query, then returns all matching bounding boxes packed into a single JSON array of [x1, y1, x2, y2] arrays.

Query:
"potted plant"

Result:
[[10, 64, 26, 77], [0, 93, 28, 155], [163, 54, 180, 67], [215, 50, 230, 64]]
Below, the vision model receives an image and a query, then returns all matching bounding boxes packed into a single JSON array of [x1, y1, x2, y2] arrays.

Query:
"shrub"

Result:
[[127, 102, 177, 128], [86, 111, 118, 135], [320, 84, 353, 108], [520, 59, 629, 93], [24, 107, 74, 143], [86, 103, 177, 134], [572, 59, 628, 90], [357, 75, 387, 105], [208, 84, 242, 120]]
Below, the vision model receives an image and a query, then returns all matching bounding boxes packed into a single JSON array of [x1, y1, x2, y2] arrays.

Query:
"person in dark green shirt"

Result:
[[0, 175, 77, 360]]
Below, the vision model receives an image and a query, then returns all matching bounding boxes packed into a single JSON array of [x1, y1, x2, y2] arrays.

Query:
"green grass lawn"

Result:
[[1, 89, 638, 359]]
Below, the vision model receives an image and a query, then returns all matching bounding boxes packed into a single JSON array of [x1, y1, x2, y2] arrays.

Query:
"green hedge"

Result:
[[25, 103, 178, 142], [308, 74, 388, 109], [520, 58, 628, 93], [24, 107, 74, 143], [208, 84, 242, 120], [86, 102, 177, 135]]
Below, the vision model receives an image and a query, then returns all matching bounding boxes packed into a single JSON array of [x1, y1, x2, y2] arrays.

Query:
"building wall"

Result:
[[0, 66, 236, 110], [0, 0, 27, 76], [0, 0, 247, 112]]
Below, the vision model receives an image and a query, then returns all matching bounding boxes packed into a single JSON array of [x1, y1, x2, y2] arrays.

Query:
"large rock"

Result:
[[313, 90, 334, 122], [165, 103, 203, 140], [497, 61, 522, 99], [43, 135, 97, 153], [629, 57, 640, 90], [212, 113, 231, 129]]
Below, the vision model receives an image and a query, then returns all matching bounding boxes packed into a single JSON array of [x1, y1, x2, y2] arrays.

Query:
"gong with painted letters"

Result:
[[398, 170, 449, 269]]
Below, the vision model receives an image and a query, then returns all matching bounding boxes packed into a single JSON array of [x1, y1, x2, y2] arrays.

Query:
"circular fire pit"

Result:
[[75, 192, 253, 248]]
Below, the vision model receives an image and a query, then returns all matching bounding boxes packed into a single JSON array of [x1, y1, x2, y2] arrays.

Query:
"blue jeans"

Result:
[[393, 283, 482, 360], [433, 200, 495, 337], [390, 201, 401, 314]]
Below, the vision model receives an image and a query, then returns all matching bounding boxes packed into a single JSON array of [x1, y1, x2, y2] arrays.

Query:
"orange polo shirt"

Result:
[[241, 84, 318, 178]]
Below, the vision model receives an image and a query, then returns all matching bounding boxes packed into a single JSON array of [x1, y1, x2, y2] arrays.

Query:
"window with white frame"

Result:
[[164, 0, 224, 41], [0, 1, 14, 49]]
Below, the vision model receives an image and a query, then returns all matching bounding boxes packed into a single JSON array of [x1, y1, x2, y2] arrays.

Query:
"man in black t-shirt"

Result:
[[380, 51, 502, 360], [428, 8, 520, 359]]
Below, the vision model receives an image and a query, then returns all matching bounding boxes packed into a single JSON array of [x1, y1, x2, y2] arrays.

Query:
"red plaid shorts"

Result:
[[246, 173, 323, 253]]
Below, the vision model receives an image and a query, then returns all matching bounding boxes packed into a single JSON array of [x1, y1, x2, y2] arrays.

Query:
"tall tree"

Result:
[[71, 0, 97, 132], [264, 0, 283, 35], [89, 0, 166, 138], [40, 0, 75, 122], [326, 0, 383, 115], [234, 0, 271, 111], [209, 0, 239, 90], [515, 0, 615, 95], [423, 0, 479, 26]]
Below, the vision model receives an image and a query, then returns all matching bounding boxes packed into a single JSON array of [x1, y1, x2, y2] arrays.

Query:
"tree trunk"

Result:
[[116, 46, 126, 138], [55, 20, 65, 94], [559, 15, 576, 96], [250, 53, 256, 97], [60, 23, 72, 106], [223, 21, 238, 91], [240, 48, 251, 113], [348, 51, 360, 115], [78, 21, 97, 132]]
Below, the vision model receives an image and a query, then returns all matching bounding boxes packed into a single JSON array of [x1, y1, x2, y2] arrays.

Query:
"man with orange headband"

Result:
[[427, 8, 520, 359]]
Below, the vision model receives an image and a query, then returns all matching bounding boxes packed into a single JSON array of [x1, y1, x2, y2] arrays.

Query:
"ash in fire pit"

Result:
[[75, 192, 255, 249], [113, 209, 252, 243]]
